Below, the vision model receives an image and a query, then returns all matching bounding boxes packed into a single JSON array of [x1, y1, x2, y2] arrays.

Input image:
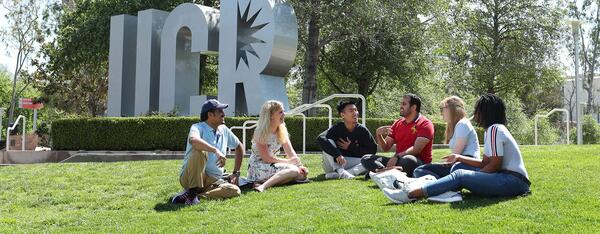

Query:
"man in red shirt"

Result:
[[361, 94, 434, 177]]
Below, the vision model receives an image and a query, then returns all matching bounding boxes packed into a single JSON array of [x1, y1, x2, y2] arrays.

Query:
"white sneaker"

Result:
[[427, 191, 463, 203], [338, 170, 355, 179], [382, 188, 414, 204], [348, 164, 367, 176], [325, 172, 340, 179]]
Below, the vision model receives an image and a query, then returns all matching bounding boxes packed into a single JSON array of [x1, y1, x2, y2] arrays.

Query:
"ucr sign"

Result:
[[107, 0, 298, 116]]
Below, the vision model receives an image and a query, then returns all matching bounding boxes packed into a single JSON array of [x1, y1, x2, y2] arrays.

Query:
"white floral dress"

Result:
[[247, 133, 296, 182]]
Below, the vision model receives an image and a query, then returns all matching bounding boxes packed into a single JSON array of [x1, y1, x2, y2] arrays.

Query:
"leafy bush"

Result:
[[51, 117, 470, 151], [517, 117, 561, 145], [35, 122, 52, 147], [570, 115, 600, 144], [501, 97, 561, 145]]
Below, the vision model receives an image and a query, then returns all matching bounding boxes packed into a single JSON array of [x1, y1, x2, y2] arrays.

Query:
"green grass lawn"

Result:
[[1, 145, 600, 233]]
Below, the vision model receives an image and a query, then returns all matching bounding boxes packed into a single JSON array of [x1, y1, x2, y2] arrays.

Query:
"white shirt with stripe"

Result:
[[483, 124, 529, 179]]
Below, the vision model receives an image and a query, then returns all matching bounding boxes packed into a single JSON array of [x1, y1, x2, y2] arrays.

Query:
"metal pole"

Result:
[[534, 116, 539, 145], [571, 20, 583, 145], [566, 111, 570, 144], [22, 117, 25, 151], [33, 109, 38, 132], [302, 114, 306, 155], [0, 108, 4, 142]]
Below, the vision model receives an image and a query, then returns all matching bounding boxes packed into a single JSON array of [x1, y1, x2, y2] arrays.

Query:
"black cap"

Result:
[[201, 99, 229, 114]]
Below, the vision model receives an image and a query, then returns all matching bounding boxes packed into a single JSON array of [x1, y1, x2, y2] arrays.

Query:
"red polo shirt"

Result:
[[389, 114, 434, 163]]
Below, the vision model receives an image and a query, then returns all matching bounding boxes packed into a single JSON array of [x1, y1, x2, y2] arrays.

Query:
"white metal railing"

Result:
[[292, 103, 333, 128], [535, 109, 569, 145], [230, 94, 366, 155], [230, 120, 258, 155], [285, 112, 306, 154], [6, 115, 26, 151], [287, 94, 366, 126], [230, 113, 308, 155]]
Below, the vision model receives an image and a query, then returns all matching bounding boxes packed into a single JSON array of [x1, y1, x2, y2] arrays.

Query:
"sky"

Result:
[[0, 2, 584, 80], [0, 5, 17, 75]]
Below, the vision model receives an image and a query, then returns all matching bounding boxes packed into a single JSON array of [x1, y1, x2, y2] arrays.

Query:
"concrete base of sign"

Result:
[[7, 134, 39, 151]]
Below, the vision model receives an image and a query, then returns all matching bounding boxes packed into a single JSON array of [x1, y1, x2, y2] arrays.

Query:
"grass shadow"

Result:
[[378, 196, 514, 208], [239, 177, 315, 194], [153, 197, 187, 212], [448, 193, 531, 210], [382, 202, 402, 206], [240, 185, 256, 195], [377, 192, 531, 208], [311, 173, 371, 182], [310, 174, 328, 182]]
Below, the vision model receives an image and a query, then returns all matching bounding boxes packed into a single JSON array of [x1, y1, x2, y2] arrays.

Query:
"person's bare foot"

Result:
[[253, 183, 265, 192], [254, 185, 265, 192]]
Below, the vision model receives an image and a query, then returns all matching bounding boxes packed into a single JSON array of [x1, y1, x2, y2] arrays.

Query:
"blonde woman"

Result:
[[247, 100, 309, 192], [413, 96, 480, 179]]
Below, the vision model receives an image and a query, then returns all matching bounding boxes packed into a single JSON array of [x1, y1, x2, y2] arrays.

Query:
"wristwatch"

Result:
[[232, 171, 240, 176]]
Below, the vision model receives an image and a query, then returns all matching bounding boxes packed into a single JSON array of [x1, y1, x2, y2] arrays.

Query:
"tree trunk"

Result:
[[62, 0, 76, 10], [585, 77, 594, 114], [199, 55, 207, 94], [7, 49, 22, 126], [7, 71, 18, 127], [301, 0, 320, 116], [357, 76, 370, 114], [356, 40, 370, 101]]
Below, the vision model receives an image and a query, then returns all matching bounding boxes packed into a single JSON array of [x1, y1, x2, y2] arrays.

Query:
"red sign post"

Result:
[[19, 98, 44, 132]]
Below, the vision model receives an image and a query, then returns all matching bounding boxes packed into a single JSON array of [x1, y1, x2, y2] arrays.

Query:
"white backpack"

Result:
[[371, 169, 436, 190]]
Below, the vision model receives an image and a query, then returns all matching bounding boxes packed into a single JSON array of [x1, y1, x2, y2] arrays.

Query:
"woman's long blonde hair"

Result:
[[253, 100, 289, 144], [441, 96, 467, 144]]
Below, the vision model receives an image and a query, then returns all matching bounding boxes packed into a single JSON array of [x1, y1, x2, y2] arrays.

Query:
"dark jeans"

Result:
[[413, 162, 479, 179], [361, 154, 423, 177]]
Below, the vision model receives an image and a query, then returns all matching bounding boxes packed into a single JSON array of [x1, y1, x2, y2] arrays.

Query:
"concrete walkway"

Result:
[[0, 144, 452, 165]]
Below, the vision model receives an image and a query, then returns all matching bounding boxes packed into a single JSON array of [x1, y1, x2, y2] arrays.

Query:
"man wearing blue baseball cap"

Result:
[[172, 99, 245, 205]]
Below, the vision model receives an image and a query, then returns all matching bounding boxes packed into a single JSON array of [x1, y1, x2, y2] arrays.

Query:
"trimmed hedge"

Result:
[[51, 117, 484, 151]]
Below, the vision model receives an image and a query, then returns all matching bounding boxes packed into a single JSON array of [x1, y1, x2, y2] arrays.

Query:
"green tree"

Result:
[[0, 65, 44, 140], [319, 1, 428, 99], [0, 0, 44, 124], [568, 0, 600, 115], [291, 0, 354, 114], [37, 0, 218, 116], [436, 0, 565, 114]]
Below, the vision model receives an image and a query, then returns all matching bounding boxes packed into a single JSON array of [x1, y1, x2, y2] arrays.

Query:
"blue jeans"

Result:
[[413, 162, 479, 179], [422, 168, 530, 197]]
